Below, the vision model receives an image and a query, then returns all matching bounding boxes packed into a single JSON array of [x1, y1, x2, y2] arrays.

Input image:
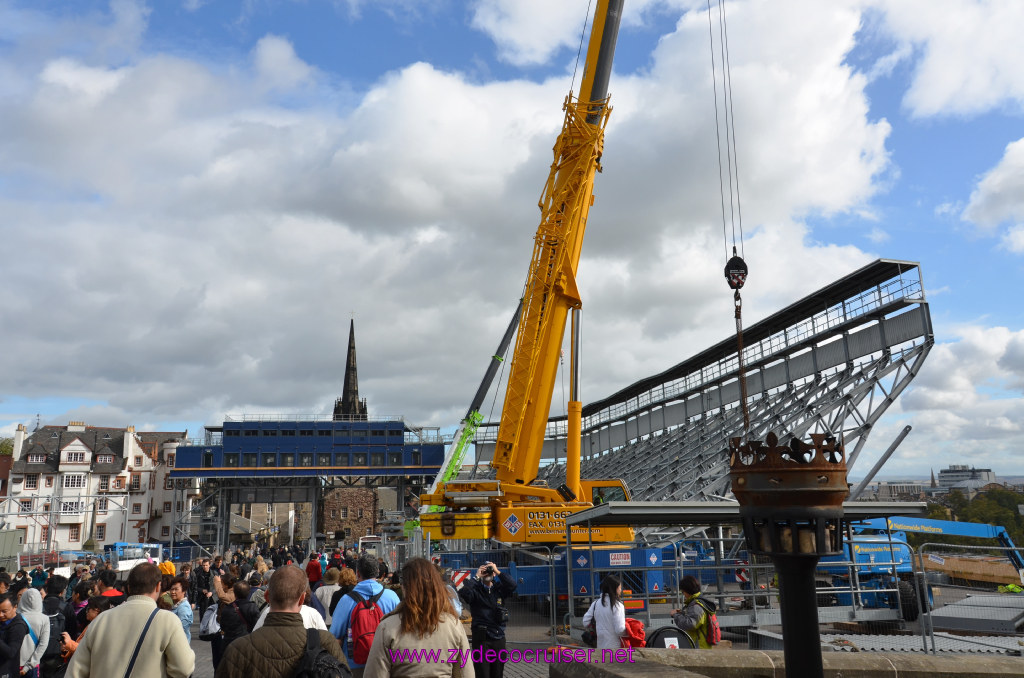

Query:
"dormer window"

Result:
[[50, 432, 58, 438], [66, 452, 85, 463], [102, 433, 111, 440], [27, 454, 46, 464], [96, 454, 114, 464]]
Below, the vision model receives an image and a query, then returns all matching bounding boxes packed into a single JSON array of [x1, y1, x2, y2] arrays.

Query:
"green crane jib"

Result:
[[422, 302, 523, 514]]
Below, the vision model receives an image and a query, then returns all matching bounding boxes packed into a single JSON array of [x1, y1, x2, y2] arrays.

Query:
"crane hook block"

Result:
[[725, 254, 748, 290]]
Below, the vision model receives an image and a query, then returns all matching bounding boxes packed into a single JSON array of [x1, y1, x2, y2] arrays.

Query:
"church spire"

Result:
[[334, 319, 368, 421]]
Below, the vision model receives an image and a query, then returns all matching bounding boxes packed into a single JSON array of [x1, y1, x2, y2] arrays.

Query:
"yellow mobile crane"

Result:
[[421, 0, 633, 544]]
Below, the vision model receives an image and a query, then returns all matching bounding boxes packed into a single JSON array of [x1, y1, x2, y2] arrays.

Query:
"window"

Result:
[[96, 524, 106, 540], [353, 453, 367, 466], [176, 501, 183, 512], [344, 528, 352, 538], [96, 454, 114, 464], [24, 475, 38, 490], [371, 429, 385, 437], [98, 475, 109, 491], [69, 525, 80, 542], [203, 452, 214, 467], [60, 501, 83, 515], [224, 454, 239, 468], [161, 526, 170, 537], [371, 453, 385, 467], [281, 430, 295, 437], [97, 498, 108, 514], [243, 453, 258, 467], [262, 454, 277, 467], [340, 507, 349, 519], [225, 429, 240, 437], [388, 452, 402, 466], [164, 477, 173, 490], [45, 476, 53, 488], [318, 430, 332, 437], [330, 509, 337, 518], [244, 430, 258, 437], [28, 453, 46, 463], [262, 429, 278, 437], [358, 508, 364, 519], [133, 455, 142, 466], [281, 454, 294, 467], [130, 474, 141, 491], [410, 451, 422, 465], [63, 474, 86, 489], [163, 502, 172, 513], [299, 430, 314, 437], [167, 453, 175, 467], [66, 452, 85, 463], [299, 454, 313, 467], [40, 526, 48, 543], [132, 503, 142, 514], [114, 477, 124, 489]]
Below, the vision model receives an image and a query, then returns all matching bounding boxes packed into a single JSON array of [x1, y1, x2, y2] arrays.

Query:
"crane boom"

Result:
[[493, 0, 624, 488], [421, 0, 633, 544]]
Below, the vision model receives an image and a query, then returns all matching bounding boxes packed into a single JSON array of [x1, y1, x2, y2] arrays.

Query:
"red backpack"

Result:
[[695, 599, 720, 646], [347, 589, 385, 663]]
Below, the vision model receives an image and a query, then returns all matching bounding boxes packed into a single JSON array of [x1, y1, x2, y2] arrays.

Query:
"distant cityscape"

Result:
[[859, 464, 1023, 502]]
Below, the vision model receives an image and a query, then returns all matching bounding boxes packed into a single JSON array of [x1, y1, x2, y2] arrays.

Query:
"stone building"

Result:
[[320, 487, 377, 546]]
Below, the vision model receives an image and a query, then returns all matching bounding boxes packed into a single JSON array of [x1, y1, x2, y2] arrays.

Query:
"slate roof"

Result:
[[11, 426, 184, 475]]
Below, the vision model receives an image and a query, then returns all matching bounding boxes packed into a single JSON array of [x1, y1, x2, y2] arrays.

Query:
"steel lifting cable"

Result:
[[708, 0, 750, 436]]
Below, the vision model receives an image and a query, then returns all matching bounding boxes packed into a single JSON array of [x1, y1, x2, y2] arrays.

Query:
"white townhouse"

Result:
[[4, 422, 199, 553]]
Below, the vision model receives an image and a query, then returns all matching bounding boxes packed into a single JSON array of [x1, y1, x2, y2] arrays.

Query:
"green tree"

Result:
[[0, 437, 12, 456]]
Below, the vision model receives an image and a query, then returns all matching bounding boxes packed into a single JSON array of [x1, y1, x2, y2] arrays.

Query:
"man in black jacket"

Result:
[[459, 560, 516, 678], [41, 575, 78, 678], [192, 559, 214, 619], [0, 592, 28, 678]]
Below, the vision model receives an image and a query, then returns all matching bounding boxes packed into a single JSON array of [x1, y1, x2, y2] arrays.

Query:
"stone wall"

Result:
[[321, 487, 377, 547]]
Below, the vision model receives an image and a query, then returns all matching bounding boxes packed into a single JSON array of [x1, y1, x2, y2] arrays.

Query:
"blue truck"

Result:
[[818, 516, 1024, 621]]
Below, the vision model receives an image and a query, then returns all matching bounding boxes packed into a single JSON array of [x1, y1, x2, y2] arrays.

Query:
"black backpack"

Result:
[[42, 604, 66, 659], [292, 629, 350, 678]]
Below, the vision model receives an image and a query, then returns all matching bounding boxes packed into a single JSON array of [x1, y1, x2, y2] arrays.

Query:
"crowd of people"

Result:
[[0, 544, 524, 678]]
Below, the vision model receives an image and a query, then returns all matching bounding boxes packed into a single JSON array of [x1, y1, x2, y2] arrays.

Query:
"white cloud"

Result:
[[1002, 225, 1024, 253], [869, 0, 1024, 118], [252, 35, 314, 90], [866, 227, 889, 243], [0, 1, 918, 449], [962, 137, 1024, 233]]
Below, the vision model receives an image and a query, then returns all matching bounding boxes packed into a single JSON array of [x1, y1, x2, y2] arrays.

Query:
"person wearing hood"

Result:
[[17, 588, 50, 676], [671, 575, 718, 649]]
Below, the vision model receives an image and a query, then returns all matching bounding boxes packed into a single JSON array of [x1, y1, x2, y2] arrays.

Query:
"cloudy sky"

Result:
[[1, 0, 1023, 480]]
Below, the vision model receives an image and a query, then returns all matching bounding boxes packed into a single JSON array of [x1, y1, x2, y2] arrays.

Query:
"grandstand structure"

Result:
[[470, 259, 933, 508]]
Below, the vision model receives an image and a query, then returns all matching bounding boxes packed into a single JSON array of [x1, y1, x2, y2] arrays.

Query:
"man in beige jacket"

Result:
[[67, 562, 195, 678]]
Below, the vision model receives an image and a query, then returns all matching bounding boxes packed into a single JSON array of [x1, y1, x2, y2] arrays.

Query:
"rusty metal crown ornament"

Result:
[[729, 431, 849, 557]]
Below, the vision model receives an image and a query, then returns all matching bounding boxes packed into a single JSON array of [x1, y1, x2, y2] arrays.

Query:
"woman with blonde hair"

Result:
[[363, 558, 471, 678]]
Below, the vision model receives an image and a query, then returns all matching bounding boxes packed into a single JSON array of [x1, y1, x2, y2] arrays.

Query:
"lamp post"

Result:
[[729, 432, 849, 678]]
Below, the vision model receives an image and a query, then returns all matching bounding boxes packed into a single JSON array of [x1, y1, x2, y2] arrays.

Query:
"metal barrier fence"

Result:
[[435, 537, 1024, 656], [917, 542, 1024, 655]]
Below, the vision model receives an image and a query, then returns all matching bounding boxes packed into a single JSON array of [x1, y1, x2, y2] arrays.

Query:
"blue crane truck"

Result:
[[818, 516, 1024, 621]]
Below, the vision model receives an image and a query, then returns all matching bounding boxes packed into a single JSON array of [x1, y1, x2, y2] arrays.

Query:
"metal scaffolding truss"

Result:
[[471, 259, 933, 509]]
